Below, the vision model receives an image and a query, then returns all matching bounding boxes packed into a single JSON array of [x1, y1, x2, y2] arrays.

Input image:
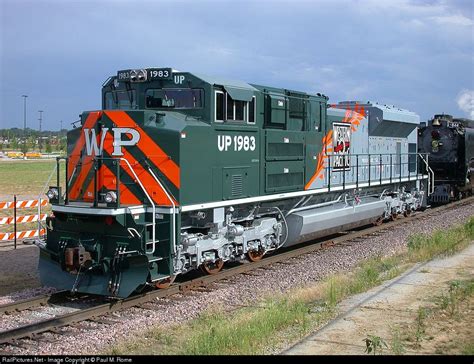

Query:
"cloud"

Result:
[[456, 90, 474, 119], [1, 0, 473, 129], [430, 14, 473, 27]]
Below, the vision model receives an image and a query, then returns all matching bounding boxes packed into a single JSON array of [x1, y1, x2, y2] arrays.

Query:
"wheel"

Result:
[[155, 275, 176, 289], [391, 212, 399, 221], [373, 216, 384, 226], [403, 209, 411, 217], [201, 259, 224, 275], [247, 249, 265, 262]]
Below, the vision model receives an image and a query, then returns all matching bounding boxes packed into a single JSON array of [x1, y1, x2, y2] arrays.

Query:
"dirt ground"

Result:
[[0, 245, 40, 296], [284, 243, 474, 355]]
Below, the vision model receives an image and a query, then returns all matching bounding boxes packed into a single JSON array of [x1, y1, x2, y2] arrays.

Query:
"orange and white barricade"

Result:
[[0, 197, 49, 248]]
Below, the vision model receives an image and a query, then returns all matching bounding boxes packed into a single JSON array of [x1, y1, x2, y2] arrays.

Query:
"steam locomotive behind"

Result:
[[37, 67, 431, 298], [418, 114, 474, 204]]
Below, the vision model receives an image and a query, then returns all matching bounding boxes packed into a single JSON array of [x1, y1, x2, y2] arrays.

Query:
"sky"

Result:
[[0, 0, 473, 131]]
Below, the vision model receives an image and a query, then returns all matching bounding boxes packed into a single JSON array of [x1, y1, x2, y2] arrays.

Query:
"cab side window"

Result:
[[215, 89, 255, 124], [215, 91, 225, 122]]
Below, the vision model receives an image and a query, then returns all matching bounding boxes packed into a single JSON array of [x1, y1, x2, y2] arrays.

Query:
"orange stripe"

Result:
[[102, 132, 178, 206], [105, 111, 180, 189], [81, 164, 142, 205], [0, 229, 46, 241], [100, 164, 142, 205], [69, 118, 105, 200], [69, 160, 95, 200], [68, 111, 102, 178]]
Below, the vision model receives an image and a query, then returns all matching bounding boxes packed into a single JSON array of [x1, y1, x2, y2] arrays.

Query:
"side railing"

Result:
[[323, 152, 432, 192]]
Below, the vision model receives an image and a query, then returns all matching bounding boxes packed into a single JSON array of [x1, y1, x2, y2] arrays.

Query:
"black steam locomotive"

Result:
[[418, 114, 474, 204]]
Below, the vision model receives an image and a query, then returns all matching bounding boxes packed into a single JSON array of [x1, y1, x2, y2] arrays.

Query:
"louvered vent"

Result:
[[231, 174, 243, 197]]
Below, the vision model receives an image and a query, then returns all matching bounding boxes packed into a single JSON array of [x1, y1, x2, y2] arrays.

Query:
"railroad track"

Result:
[[1, 196, 472, 346]]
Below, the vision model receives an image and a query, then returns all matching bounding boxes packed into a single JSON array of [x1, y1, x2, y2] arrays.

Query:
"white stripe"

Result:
[[181, 174, 429, 212], [50, 174, 429, 215], [0, 229, 45, 241]]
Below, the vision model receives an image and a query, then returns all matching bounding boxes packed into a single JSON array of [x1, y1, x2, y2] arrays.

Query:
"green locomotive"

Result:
[[38, 68, 431, 297]]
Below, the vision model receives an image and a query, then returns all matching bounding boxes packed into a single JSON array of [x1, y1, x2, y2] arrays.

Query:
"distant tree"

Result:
[[59, 137, 67, 152], [12, 137, 19, 150], [28, 136, 36, 151], [21, 140, 28, 154], [45, 140, 52, 153]]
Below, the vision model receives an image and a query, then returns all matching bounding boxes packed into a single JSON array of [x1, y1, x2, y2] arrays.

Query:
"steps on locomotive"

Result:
[[137, 212, 173, 279]]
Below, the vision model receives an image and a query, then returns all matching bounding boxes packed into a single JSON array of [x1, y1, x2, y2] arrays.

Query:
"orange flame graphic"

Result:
[[305, 104, 365, 190]]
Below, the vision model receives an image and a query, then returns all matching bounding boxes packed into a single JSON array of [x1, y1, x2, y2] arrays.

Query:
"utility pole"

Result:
[[21, 95, 28, 154], [60, 120, 63, 133], [38, 110, 43, 152], [38, 110, 43, 132]]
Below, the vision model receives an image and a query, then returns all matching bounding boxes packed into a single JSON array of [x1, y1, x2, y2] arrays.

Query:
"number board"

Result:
[[147, 68, 172, 80], [117, 70, 131, 81]]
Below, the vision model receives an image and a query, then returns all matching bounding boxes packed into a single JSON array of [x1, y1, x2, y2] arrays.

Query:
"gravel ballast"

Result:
[[0, 203, 472, 355]]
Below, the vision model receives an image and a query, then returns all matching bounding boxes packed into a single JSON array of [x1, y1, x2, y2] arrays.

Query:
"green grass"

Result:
[[107, 217, 474, 356], [184, 299, 311, 355], [0, 159, 58, 197], [0, 160, 58, 234], [407, 218, 474, 261], [390, 327, 406, 355], [462, 342, 474, 355]]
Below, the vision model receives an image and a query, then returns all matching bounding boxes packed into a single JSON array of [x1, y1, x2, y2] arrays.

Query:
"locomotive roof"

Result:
[[194, 73, 259, 101], [194, 73, 258, 91], [336, 101, 420, 125]]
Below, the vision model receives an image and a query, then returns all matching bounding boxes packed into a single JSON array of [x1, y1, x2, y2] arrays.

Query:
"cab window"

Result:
[[105, 90, 137, 110], [146, 88, 203, 109]]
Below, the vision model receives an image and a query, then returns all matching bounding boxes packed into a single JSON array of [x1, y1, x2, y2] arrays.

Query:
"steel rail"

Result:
[[1, 196, 472, 345], [0, 291, 68, 315]]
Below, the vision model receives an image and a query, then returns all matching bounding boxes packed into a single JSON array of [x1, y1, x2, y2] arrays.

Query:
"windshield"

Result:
[[105, 90, 137, 110], [146, 88, 203, 109]]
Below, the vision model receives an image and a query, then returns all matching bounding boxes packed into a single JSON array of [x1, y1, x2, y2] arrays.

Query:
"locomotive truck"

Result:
[[38, 68, 432, 297]]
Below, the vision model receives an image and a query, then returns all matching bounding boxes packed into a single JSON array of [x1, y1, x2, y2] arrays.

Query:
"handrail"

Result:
[[147, 167, 177, 256], [37, 162, 58, 237], [117, 158, 156, 254], [286, 195, 343, 216], [418, 153, 435, 195]]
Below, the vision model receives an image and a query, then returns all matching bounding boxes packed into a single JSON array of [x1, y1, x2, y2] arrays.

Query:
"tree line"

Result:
[[0, 128, 67, 153]]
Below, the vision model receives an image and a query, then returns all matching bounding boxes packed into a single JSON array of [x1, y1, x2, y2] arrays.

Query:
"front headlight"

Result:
[[46, 188, 59, 200], [105, 191, 117, 203]]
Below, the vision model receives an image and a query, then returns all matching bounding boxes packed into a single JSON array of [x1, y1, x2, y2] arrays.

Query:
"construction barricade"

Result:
[[0, 196, 48, 249]]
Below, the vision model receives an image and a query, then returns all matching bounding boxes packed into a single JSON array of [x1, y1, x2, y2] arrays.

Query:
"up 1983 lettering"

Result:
[[218, 135, 256, 152]]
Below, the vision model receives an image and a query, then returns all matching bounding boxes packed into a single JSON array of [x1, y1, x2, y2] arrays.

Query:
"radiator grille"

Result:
[[267, 143, 304, 159], [231, 174, 243, 197]]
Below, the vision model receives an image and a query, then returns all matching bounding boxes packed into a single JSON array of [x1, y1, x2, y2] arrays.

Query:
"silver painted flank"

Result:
[[181, 174, 429, 212]]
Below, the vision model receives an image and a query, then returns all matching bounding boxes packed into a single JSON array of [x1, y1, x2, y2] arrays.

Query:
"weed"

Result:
[[363, 334, 388, 355], [414, 307, 431, 344], [390, 327, 406, 355]]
